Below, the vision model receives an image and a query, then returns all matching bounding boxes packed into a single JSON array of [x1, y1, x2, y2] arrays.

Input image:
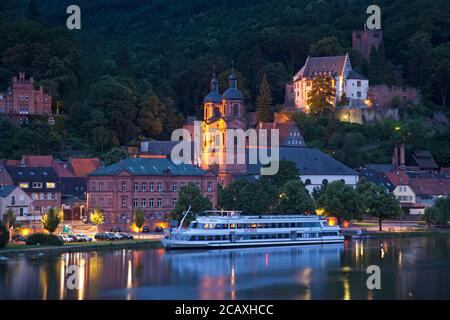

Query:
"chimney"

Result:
[[400, 143, 406, 170], [392, 146, 399, 167]]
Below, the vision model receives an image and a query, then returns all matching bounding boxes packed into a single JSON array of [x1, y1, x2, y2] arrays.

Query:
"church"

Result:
[[139, 68, 359, 192]]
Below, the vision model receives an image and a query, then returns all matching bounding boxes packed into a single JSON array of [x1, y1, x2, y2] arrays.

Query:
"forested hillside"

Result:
[[0, 0, 449, 166]]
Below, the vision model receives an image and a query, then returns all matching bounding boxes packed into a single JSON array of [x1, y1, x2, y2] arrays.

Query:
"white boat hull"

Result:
[[161, 237, 344, 249]]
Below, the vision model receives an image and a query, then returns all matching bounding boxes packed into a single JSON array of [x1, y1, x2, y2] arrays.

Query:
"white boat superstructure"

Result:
[[161, 210, 344, 249]]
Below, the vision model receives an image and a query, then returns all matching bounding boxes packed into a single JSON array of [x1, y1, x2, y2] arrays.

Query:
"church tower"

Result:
[[201, 68, 247, 185]]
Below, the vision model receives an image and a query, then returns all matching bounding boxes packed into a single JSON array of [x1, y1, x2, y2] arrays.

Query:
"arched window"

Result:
[[214, 107, 221, 118], [233, 103, 239, 117], [305, 179, 311, 186], [322, 179, 329, 186]]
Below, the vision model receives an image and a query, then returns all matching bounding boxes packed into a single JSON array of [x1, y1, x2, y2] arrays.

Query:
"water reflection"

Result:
[[0, 237, 450, 300]]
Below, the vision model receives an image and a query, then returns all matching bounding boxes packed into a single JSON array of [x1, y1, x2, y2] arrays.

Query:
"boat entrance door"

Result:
[[290, 231, 297, 240], [230, 232, 237, 243]]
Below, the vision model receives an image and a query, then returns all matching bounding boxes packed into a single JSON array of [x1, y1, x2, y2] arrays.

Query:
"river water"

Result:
[[1, 236, 449, 300]]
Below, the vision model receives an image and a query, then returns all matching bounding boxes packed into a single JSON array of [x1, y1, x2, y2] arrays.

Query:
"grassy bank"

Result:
[[365, 229, 450, 238], [0, 239, 163, 256]]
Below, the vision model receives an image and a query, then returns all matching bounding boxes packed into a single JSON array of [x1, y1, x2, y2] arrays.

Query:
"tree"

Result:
[[259, 160, 299, 190], [26, 0, 40, 20], [172, 183, 212, 225], [103, 147, 128, 166], [430, 43, 450, 107], [307, 75, 336, 114], [6, 208, 16, 230], [219, 179, 273, 214], [424, 196, 450, 225], [256, 73, 273, 123], [41, 207, 63, 234], [273, 180, 315, 214], [309, 37, 344, 56], [360, 182, 402, 231], [0, 222, 9, 249], [134, 208, 145, 238], [90, 209, 105, 232], [317, 181, 363, 225]]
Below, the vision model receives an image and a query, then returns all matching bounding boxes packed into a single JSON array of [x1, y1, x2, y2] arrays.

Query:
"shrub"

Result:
[[25, 233, 64, 246], [0, 222, 9, 249]]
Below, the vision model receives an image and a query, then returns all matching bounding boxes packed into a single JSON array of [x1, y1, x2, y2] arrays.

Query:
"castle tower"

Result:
[[352, 29, 383, 61], [201, 68, 247, 185]]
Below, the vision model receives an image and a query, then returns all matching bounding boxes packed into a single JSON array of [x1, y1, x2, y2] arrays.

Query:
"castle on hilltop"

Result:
[[0, 73, 52, 117], [285, 53, 369, 111]]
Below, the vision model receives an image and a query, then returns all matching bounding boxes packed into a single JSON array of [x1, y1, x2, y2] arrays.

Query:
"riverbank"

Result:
[[0, 239, 163, 257], [356, 229, 450, 238]]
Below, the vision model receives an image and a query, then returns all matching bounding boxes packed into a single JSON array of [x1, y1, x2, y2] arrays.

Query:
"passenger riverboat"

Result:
[[161, 209, 344, 249]]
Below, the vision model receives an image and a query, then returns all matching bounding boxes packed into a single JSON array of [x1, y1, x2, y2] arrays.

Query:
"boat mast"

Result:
[[177, 205, 192, 233]]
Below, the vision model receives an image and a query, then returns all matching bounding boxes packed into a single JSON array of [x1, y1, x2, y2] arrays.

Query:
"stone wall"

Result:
[[368, 85, 420, 108]]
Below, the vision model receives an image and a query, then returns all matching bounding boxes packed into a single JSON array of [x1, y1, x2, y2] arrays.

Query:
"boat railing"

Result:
[[197, 214, 322, 220], [202, 210, 242, 217]]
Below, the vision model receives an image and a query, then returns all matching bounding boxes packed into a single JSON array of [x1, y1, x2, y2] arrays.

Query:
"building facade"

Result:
[[87, 158, 217, 230], [0, 73, 52, 116], [286, 54, 369, 111], [0, 186, 34, 226], [201, 70, 247, 185]]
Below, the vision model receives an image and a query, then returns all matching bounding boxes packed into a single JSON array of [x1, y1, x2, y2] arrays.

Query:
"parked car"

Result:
[[12, 234, 26, 242], [142, 226, 150, 233], [76, 234, 92, 242], [110, 226, 121, 232], [60, 235, 74, 243], [94, 233, 104, 241], [111, 233, 125, 240], [154, 226, 164, 233], [119, 233, 134, 240], [67, 234, 79, 242]]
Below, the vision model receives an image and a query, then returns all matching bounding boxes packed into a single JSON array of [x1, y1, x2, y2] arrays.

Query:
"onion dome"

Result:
[[204, 72, 222, 103]]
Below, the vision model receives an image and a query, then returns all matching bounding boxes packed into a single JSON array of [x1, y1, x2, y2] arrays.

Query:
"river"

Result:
[[1, 236, 449, 300]]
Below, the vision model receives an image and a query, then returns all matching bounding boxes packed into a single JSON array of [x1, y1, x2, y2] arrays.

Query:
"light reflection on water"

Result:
[[1, 236, 450, 300]]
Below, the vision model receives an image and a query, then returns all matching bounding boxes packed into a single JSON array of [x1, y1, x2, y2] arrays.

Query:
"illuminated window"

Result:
[[19, 182, 29, 188], [46, 182, 56, 189]]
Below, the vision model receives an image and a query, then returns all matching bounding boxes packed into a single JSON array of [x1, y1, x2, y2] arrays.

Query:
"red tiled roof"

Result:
[[53, 161, 75, 178], [385, 171, 409, 186], [70, 158, 101, 177], [408, 179, 450, 196], [257, 122, 296, 146], [21, 155, 53, 167]]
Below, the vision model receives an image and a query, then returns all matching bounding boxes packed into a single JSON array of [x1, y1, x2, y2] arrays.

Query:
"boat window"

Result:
[[251, 234, 257, 240], [189, 222, 198, 229], [223, 224, 229, 229], [230, 224, 236, 229], [214, 235, 221, 241], [199, 236, 205, 241], [290, 223, 296, 228], [223, 235, 229, 240], [257, 223, 263, 228], [237, 224, 244, 229], [297, 232, 303, 238], [277, 223, 283, 228], [207, 235, 214, 241], [257, 234, 263, 240], [215, 224, 223, 229], [251, 223, 257, 229]]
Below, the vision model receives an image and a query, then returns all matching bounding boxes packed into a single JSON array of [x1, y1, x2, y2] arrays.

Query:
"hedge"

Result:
[[25, 233, 64, 246], [0, 222, 8, 249]]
